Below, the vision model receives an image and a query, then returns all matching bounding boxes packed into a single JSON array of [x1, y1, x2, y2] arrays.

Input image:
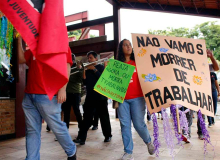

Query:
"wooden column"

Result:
[[113, 2, 121, 118], [113, 1, 121, 58], [15, 37, 26, 138]]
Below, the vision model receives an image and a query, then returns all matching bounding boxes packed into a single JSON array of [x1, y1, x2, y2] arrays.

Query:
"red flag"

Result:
[[0, 0, 69, 100], [0, 0, 40, 55], [37, 0, 69, 100]]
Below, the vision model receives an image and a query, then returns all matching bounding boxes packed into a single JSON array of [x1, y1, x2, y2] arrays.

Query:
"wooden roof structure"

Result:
[[67, 0, 220, 57], [108, 0, 220, 17]]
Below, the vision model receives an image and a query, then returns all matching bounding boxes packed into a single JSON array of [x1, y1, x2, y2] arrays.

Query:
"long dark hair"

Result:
[[117, 39, 135, 62]]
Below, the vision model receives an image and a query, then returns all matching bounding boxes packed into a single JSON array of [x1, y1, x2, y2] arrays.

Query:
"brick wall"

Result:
[[0, 99, 15, 135]]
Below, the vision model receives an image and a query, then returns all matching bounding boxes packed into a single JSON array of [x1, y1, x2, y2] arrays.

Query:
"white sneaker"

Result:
[[121, 153, 134, 160], [147, 142, 155, 155]]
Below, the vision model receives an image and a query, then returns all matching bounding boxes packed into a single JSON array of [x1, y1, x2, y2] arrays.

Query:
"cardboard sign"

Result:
[[94, 59, 135, 103], [132, 34, 214, 117]]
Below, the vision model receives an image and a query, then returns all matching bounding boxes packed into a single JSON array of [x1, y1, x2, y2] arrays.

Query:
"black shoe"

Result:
[[73, 138, 85, 145], [104, 136, 112, 142], [67, 150, 77, 160], [46, 125, 51, 132], [92, 126, 98, 130]]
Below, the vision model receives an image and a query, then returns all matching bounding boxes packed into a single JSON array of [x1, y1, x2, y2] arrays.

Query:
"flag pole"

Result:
[[176, 106, 181, 133]]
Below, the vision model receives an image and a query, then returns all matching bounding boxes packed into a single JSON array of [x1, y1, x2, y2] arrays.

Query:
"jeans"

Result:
[[207, 90, 218, 125], [118, 97, 151, 154], [22, 94, 76, 160], [62, 93, 82, 129]]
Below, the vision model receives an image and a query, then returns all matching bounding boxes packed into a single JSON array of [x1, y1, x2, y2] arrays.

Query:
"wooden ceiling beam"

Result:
[[113, 1, 220, 17], [114, 0, 125, 7], [217, 0, 220, 9], [145, 0, 154, 9], [197, 0, 206, 14], [124, 0, 135, 7], [70, 40, 115, 56], [179, 0, 187, 13], [191, 0, 199, 14], [67, 16, 113, 31], [156, 0, 165, 10]]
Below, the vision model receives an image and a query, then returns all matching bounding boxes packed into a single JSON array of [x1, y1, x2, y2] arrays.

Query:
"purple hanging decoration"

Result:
[[176, 104, 182, 109], [179, 109, 189, 138], [170, 105, 182, 146], [161, 108, 175, 157], [198, 110, 214, 155], [152, 113, 160, 157]]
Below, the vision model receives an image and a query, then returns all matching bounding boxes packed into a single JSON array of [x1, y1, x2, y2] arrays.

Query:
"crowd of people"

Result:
[[18, 37, 219, 160]]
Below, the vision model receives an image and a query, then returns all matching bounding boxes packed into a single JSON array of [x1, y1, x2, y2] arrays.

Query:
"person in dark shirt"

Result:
[[73, 51, 112, 145], [207, 72, 220, 127], [197, 49, 219, 140], [62, 54, 83, 132]]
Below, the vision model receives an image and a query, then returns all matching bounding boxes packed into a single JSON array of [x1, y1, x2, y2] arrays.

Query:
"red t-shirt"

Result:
[[125, 60, 143, 100], [24, 48, 73, 94]]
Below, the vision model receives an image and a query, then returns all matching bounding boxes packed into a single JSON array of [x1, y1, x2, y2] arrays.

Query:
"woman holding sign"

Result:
[[117, 39, 155, 160]]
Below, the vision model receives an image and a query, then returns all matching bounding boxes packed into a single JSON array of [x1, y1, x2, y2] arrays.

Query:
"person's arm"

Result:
[[207, 49, 219, 71], [214, 80, 220, 96], [18, 37, 26, 64], [80, 61, 86, 85], [57, 63, 70, 103], [83, 68, 86, 79], [87, 65, 103, 78], [94, 65, 104, 78], [104, 61, 108, 68]]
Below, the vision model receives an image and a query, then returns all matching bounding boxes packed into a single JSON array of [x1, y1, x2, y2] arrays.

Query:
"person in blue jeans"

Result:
[[117, 39, 155, 160], [207, 72, 220, 127], [197, 49, 219, 140], [18, 37, 76, 160]]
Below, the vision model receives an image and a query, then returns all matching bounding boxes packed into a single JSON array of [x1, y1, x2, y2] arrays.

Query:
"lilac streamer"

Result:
[[152, 113, 160, 157], [179, 110, 189, 138], [184, 109, 190, 114], [161, 108, 175, 158], [170, 105, 182, 145], [176, 104, 182, 109], [198, 110, 214, 156]]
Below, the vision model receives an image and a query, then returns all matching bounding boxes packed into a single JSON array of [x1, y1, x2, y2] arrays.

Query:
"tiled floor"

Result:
[[0, 104, 220, 160]]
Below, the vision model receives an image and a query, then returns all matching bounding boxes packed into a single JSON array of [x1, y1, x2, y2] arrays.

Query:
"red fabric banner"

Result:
[[0, 0, 69, 100], [0, 0, 40, 55]]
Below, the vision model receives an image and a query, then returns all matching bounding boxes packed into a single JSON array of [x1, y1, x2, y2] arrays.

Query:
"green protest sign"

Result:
[[94, 59, 135, 103]]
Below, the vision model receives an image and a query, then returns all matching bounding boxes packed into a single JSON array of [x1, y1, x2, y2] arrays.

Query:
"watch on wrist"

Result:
[[93, 68, 97, 72]]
